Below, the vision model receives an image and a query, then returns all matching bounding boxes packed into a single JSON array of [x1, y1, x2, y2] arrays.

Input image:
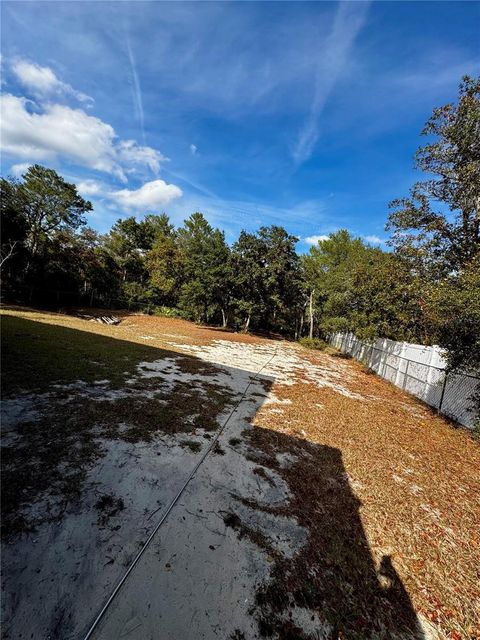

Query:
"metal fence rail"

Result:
[[328, 332, 479, 429]]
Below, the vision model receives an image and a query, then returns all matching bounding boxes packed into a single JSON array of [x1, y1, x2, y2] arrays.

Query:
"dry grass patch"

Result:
[[1, 306, 268, 396], [1, 307, 238, 539], [1, 378, 233, 539]]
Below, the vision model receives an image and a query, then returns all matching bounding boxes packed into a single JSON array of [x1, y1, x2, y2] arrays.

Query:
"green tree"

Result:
[[231, 230, 267, 331], [258, 226, 300, 333], [15, 165, 91, 264], [104, 217, 149, 285], [387, 75, 480, 381], [0, 177, 27, 272], [177, 213, 230, 323], [387, 76, 480, 276], [304, 231, 421, 341], [230, 226, 300, 333], [146, 215, 184, 307], [423, 256, 480, 373], [305, 230, 366, 335]]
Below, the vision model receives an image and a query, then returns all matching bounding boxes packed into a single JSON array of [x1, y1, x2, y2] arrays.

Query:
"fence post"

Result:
[[403, 360, 409, 391], [381, 342, 387, 379], [438, 372, 448, 413], [438, 373, 448, 414]]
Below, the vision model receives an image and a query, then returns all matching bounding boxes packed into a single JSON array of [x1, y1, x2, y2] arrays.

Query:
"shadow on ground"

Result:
[[1, 311, 424, 639], [241, 425, 425, 639]]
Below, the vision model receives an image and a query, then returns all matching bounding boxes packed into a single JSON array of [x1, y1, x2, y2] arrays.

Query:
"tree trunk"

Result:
[[299, 312, 304, 338], [309, 289, 315, 339], [221, 308, 227, 328], [244, 314, 251, 333]]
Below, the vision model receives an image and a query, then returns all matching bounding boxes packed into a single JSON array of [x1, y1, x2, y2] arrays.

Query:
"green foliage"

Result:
[[121, 281, 156, 310], [14, 164, 91, 260], [423, 256, 480, 372], [153, 306, 183, 318], [147, 220, 184, 306], [303, 231, 421, 342], [176, 212, 231, 323], [388, 75, 480, 382], [298, 337, 328, 350], [387, 75, 479, 278], [230, 226, 300, 332]]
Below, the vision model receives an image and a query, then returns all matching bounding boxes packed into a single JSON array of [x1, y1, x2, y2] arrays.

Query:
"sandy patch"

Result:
[[167, 339, 364, 399]]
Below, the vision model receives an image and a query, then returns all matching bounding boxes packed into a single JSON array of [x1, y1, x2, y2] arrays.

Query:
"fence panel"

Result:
[[328, 332, 479, 429], [441, 372, 479, 426]]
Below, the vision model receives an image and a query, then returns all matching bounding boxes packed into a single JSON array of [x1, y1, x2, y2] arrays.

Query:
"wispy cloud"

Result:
[[167, 192, 329, 243], [125, 32, 145, 144], [12, 59, 93, 104], [293, 1, 370, 165], [2, 1, 476, 244]]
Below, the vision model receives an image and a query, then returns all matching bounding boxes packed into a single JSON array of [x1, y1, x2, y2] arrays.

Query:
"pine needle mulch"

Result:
[[250, 349, 479, 640]]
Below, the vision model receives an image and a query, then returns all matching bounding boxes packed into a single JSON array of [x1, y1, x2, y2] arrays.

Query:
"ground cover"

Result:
[[1, 306, 478, 640]]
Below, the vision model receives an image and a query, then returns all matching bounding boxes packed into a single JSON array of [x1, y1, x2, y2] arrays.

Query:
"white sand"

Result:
[[2, 337, 431, 640]]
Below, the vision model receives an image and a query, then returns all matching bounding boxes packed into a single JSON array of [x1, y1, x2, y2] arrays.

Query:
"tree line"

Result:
[[1, 76, 479, 376]]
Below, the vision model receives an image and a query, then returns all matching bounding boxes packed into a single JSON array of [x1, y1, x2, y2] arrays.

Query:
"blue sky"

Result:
[[1, 1, 478, 251]]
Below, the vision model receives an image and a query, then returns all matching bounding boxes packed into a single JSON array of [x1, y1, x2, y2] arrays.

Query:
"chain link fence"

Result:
[[328, 332, 479, 429]]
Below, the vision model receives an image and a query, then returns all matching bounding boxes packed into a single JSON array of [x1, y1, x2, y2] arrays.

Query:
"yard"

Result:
[[1, 306, 479, 640]]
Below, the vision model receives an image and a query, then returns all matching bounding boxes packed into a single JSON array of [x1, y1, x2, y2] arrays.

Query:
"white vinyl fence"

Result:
[[328, 333, 479, 429]]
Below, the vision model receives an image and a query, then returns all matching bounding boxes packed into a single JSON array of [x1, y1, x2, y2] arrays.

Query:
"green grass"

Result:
[[1, 314, 163, 396]]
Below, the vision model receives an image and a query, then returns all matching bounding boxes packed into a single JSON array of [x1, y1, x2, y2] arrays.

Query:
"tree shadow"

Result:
[[237, 425, 425, 639], [1, 313, 424, 639]]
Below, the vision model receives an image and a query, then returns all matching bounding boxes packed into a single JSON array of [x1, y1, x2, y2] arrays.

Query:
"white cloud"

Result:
[[293, 2, 370, 164], [190, 144, 198, 156], [109, 179, 182, 212], [364, 235, 383, 245], [10, 162, 31, 177], [304, 234, 330, 245], [117, 140, 166, 174], [76, 179, 103, 197], [12, 59, 93, 104], [0, 93, 167, 182]]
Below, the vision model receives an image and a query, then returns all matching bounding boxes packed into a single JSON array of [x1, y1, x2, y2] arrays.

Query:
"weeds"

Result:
[[213, 442, 225, 455], [95, 493, 125, 525], [181, 440, 202, 453]]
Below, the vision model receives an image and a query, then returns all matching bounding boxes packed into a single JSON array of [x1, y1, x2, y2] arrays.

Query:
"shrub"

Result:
[[298, 337, 328, 351], [154, 306, 183, 318]]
